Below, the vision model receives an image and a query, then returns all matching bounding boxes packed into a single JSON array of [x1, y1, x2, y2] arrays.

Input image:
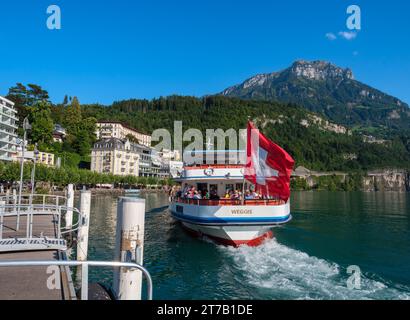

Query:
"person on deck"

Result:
[[244, 190, 253, 200], [193, 190, 202, 200], [210, 188, 219, 200]]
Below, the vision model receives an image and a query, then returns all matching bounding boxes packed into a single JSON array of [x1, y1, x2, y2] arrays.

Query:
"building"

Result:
[[14, 150, 55, 167], [91, 137, 178, 178], [53, 124, 67, 143], [91, 138, 140, 176], [96, 121, 152, 147], [135, 143, 153, 177], [0, 96, 18, 161]]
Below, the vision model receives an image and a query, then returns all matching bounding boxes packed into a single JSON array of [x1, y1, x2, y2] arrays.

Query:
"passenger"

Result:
[[193, 191, 202, 200], [210, 188, 219, 200], [176, 187, 182, 199], [231, 190, 240, 200], [244, 190, 253, 200], [182, 183, 189, 198], [203, 189, 210, 200], [187, 187, 195, 199]]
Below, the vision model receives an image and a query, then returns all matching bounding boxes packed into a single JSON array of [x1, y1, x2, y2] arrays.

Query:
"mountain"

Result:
[[221, 60, 410, 134]]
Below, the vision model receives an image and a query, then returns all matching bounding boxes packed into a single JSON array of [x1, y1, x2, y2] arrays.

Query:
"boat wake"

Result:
[[220, 239, 410, 300]]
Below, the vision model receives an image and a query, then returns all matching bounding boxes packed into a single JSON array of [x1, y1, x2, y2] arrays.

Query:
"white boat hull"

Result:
[[169, 201, 291, 247]]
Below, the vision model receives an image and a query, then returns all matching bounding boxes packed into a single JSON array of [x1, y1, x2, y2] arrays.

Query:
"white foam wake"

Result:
[[220, 239, 410, 300]]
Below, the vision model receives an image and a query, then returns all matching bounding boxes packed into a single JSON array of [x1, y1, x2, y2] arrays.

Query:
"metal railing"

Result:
[[0, 194, 81, 251], [173, 197, 285, 206], [0, 260, 153, 300]]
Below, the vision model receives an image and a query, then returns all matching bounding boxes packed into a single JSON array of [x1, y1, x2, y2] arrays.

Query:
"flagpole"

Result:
[[241, 123, 248, 206], [241, 171, 246, 206]]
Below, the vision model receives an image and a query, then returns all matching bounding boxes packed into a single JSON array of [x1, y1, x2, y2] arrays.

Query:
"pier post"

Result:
[[76, 190, 91, 300], [0, 200, 5, 239], [66, 184, 74, 229], [113, 197, 146, 300], [13, 189, 18, 230]]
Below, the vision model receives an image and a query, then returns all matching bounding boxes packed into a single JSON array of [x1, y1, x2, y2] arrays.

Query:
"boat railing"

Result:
[[184, 164, 245, 170], [0, 259, 153, 300], [173, 197, 285, 206], [0, 194, 82, 252]]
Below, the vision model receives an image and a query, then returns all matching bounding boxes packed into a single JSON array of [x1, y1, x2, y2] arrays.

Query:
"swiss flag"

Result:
[[245, 121, 295, 202]]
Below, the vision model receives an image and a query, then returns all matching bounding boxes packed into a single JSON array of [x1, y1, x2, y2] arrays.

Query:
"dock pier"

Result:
[[0, 191, 152, 300]]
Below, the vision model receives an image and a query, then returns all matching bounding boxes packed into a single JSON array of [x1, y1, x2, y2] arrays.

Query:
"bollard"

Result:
[[77, 190, 91, 261], [76, 190, 91, 300], [13, 189, 18, 230], [113, 197, 146, 300], [66, 184, 74, 229], [12, 189, 17, 203], [0, 200, 5, 239]]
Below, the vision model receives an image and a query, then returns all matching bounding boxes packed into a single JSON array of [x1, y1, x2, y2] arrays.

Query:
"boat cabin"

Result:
[[174, 150, 283, 205]]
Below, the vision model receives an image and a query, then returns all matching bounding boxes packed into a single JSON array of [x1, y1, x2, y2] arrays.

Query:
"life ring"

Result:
[[204, 167, 214, 176]]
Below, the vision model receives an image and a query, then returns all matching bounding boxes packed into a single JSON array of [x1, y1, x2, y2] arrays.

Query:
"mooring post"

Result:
[[76, 189, 91, 300], [0, 200, 5, 239], [113, 197, 146, 300], [13, 189, 18, 230], [66, 184, 74, 229]]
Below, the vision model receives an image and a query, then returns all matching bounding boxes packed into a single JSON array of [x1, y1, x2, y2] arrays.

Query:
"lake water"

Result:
[[83, 191, 410, 300]]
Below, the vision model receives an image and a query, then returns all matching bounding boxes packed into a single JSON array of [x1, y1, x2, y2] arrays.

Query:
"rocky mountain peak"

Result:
[[290, 60, 354, 81]]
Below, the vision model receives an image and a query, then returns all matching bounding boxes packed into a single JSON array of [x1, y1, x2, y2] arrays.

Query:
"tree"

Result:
[[27, 101, 54, 145], [6, 83, 50, 130], [64, 96, 82, 133], [72, 129, 91, 156]]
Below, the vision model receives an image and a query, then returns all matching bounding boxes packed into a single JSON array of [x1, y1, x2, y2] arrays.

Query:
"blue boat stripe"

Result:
[[170, 210, 291, 225]]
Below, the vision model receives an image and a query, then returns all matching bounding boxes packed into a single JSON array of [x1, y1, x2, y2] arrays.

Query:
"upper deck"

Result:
[[176, 150, 246, 182], [178, 164, 244, 182]]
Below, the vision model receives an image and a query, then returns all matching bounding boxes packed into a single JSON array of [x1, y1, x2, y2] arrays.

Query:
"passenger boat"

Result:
[[169, 122, 295, 247]]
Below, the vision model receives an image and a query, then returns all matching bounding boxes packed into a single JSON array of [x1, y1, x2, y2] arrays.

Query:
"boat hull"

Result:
[[169, 201, 291, 247], [180, 221, 274, 247]]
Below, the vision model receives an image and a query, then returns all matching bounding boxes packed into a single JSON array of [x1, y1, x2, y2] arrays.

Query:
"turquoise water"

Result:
[[85, 191, 410, 300]]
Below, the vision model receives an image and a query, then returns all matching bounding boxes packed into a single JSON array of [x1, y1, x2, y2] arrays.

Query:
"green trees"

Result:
[[6, 83, 51, 134], [27, 101, 54, 146], [62, 97, 96, 157], [81, 95, 410, 172]]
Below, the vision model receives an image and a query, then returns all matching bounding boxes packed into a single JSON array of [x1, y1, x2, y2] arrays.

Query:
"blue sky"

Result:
[[0, 0, 409, 105]]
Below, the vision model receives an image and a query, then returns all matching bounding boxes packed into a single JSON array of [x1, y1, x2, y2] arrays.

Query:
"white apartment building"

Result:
[[96, 121, 152, 147], [91, 138, 140, 176], [0, 96, 18, 162], [14, 150, 55, 167]]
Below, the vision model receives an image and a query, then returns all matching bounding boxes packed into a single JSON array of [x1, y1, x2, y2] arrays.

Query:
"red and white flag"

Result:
[[245, 121, 295, 201]]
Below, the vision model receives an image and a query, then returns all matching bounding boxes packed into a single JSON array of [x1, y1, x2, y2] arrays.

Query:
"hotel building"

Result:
[[0, 96, 18, 162], [15, 150, 55, 167], [96, 121, 152, 147], [91, 138, 140, 176]]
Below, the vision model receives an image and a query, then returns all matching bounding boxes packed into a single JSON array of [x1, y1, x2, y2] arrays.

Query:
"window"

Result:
[[226, 184, 234, 193]]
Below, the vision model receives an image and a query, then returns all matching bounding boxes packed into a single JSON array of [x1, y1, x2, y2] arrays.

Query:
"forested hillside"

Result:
[[82, 95, 410, 172]]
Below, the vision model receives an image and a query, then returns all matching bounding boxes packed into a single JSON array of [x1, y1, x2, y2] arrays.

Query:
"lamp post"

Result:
[[17, 117, 31, 230]]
